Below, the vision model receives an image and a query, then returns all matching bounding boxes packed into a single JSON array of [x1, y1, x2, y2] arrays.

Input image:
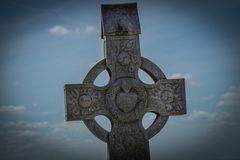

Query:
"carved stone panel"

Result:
[[146, 79, 186, 115], [105, 35, 141, 80], [64, 84, 107, 121], [106, 78, 147, 122]]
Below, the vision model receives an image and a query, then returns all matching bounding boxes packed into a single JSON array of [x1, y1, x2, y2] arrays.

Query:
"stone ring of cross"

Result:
[[82, 57, 170, 141]]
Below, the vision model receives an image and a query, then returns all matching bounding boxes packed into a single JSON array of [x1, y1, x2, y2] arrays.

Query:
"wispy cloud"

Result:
[[0, 121, 86, 149], [0, 121, 86, 138], [170, 73, 191, 80], [183, 85, 240, 128], [185, 110, 230, 121], [217, 85, 240, 108], [49, 25, 70, 35], [85, 25, 97, 33], [0, 120, 84, 132], [188, 95, 215, 101], [14, 130, 42, 137], [169, 73, 197, 86], [0, 121, 49, 129], [0, 121, 104, 159], [0, 105, 27, 113], [171, 109, 237, 129], [0, 129, 42, 138], [48, 25, 97, 36]]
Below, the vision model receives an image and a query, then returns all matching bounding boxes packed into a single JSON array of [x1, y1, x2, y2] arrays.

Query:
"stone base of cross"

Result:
[[64, 3, 186, 160]]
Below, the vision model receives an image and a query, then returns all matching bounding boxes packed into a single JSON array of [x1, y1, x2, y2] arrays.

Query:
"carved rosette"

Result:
[[106, 35, 141, 80], [146, 79, 186, 115], [64, 84, 106, 121]]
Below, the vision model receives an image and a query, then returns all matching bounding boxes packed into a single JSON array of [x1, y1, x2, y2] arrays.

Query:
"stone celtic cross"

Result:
[[64, 3, 186, 160]]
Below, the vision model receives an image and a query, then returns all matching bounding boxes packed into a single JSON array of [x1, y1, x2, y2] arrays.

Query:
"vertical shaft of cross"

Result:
[[108, 121, 150, 160], [105, 32, 149, 158], [101, 3, 151, 160], [104, 35, 150, 160]]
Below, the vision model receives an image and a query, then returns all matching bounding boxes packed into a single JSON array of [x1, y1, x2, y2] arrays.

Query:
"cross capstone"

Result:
[[64, 3, 186, 160]]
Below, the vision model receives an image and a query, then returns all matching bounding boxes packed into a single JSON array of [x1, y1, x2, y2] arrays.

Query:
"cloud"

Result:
[[185, 110, 230, 121], [170, 73, 191, 80], [169, 73, 197, 86], [186, 110, 216, 120], [85, 25, 97, 33], [169, 109, 237, 130], [188, 95, 215, 101], [32, 103, 38, 107], [0, 121, 86, 140], [49, 25, 70, 35], [181, 85, 240, 128], [48, 25, 97, 36], [0, 130, 42, 138], [14, 130, 41, 137], [0, 121, 49, 129], [217, 85, 240, 108], [0, 121, 105, 160], [0, 121, 95, 157], [0, 105, 27, 113], [0, 121, 84, 133]]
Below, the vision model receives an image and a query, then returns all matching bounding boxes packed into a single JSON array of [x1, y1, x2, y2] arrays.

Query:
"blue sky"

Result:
[[0, 0, 240, 160]]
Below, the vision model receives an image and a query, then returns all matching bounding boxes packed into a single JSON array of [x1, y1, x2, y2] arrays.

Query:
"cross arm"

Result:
[[146, 79, 186, 116], [64, 84, 107, 121]]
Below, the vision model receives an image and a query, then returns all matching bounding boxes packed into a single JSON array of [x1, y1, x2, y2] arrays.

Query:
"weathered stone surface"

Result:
[[64, 2, 186, 160], [64, 84, 107, 121], [101, 3, 141, 37]]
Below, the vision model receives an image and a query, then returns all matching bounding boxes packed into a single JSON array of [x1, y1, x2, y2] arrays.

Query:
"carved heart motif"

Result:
[[116, 91, 138, 113]]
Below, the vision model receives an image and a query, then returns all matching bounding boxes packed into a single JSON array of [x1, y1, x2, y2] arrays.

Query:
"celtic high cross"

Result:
[[64, 3, 186, 160]]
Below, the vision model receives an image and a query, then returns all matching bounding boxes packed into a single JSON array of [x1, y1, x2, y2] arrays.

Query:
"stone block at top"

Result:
[[101, 3, 141, 38]]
